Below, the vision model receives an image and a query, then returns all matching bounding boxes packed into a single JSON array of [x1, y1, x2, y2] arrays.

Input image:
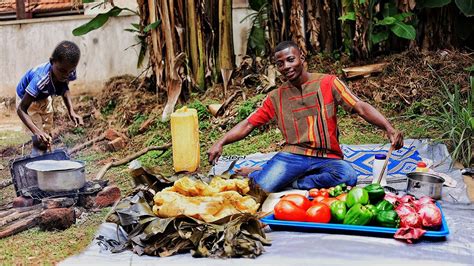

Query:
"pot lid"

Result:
[[26, 160, 83, 172]]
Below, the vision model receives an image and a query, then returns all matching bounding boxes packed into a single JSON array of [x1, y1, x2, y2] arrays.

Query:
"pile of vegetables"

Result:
[[273, 183, 443, 243]]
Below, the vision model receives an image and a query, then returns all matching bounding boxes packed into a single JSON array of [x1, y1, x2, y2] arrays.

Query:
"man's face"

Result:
[[274, 47, 304, 82], [51, 60, 77, 83]]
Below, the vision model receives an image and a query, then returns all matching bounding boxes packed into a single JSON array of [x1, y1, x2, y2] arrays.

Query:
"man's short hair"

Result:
[[274, 41, 300, 54], [51, 41, 81, 65]]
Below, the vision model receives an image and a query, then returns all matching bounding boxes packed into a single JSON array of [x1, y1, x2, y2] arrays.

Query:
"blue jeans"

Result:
[[248, 152, 357, 192]]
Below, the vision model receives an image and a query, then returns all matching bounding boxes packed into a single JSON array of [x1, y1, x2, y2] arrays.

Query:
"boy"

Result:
[[16, 40, 83, 153]]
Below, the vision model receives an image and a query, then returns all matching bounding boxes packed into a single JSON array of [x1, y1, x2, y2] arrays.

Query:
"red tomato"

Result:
[[320, 197, 338, 207], [312, 196, 326, 203], [318, 191, 329, 198], [274, 200, 307, 221], [309, 188, 319, 198], [306, 203, 331, 223], [336, 193, 347, 202], [281, 194, 311, 210]]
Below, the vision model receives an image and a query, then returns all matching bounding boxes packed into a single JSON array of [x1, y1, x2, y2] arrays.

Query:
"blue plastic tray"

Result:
[[261, 202, 449, 239]]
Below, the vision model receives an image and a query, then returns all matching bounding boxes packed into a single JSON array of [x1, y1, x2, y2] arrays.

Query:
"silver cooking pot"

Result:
[[406, 172, 445, 200], [26, 160, 86, 192]]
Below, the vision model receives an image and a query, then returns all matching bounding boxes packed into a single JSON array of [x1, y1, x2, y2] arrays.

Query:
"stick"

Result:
[[0, 216, 38, 239], [94, 144, 171, 180], [0, 209, 15, 219], [69, 134, 106, 154], [377, 146, 394, 184], [0, 209, 41, 227], [0, 179, 12, 189]]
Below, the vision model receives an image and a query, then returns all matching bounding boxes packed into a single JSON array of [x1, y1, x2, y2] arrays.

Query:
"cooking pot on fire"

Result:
[[26, 160, 86, 192], [406, 172, 444, 200]]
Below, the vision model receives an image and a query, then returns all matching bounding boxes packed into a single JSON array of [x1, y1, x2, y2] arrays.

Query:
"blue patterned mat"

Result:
[[212, 142, 423, 184]]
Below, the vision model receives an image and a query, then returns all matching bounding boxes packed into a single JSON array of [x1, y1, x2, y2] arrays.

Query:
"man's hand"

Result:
[[69, 111, 84, 127], [207, 142, 224, 165], [387, 128, 404, 150]]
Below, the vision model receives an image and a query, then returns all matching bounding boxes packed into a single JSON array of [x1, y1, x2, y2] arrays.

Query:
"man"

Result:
[[16, 40, 83, 154], [207, 41, 403, 192]]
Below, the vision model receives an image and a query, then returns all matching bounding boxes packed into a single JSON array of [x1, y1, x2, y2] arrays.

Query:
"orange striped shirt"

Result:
[[248, 73, 359, 159]]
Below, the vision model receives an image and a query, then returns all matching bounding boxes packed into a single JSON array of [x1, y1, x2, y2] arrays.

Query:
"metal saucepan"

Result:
[[406, 172, 445, 200], [26, 160, 86, 192]]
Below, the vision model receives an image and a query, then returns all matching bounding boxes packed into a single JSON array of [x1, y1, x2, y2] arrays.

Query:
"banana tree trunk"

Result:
[[146, 0, 164, 97], [186, 0, 206, 90], [218, 0, 233, 98], [160, 0, 183, 121], [289, 0, 307, 55]]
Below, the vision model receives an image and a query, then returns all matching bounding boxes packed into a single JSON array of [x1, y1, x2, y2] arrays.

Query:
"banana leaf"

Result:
[[100, 181, 270, 258]]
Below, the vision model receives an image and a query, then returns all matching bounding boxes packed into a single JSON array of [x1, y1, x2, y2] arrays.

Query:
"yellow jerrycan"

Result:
[[170, 106, 200, 172]]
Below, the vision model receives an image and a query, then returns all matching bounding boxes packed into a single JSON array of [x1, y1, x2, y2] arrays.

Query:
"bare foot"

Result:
[[234, 166, 262, 176]]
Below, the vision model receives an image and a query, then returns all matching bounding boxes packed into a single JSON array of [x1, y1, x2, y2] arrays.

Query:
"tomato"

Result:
[[309, 188, 319, 198], [306, 203, 331, 223], [274, 200, 307, 221], [281, 194, 311, 210], [312, 195, 326, 203], [320, 197, 338, 207], [318, 191, 330, 198], [336, 193, 347, 202]]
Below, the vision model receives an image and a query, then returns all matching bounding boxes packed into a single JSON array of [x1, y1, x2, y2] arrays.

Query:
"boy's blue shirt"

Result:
[[16, 62, 76, 100]]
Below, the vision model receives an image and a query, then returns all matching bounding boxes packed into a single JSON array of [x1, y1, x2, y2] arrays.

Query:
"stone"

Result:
[[12, 196, 34, 208], [94, 186, 121, 208], [38, 208, 75, 231], [106, 137, 127, 152]]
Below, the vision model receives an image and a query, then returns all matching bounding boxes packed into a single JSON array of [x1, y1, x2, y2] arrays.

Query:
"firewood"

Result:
[[0, 209, 41, 227], [0, 216, 38, 239], [69, 134, 106, 154], [95, 144, 171, 180], [0, 209, 15, 219], [0, 179, 12, 189]]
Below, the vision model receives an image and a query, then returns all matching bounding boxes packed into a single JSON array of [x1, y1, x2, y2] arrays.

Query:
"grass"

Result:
[[0, 130, 30, 149], [0, 209, 109, 265]]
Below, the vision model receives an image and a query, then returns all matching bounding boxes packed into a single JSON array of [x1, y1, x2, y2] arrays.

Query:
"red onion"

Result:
[[399, 212, 423, 228], [384, 193, 399, 206], [417, 204, 442, 229], [417, 196, 435, 205], [396, 203, 417, 217], [399, 195, 415, 204], [394, 227, 426, 243]]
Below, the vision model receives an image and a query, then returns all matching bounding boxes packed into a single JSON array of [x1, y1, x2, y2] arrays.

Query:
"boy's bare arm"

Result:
[[62, 90, 83, 126], [17, 94, 52, 144]]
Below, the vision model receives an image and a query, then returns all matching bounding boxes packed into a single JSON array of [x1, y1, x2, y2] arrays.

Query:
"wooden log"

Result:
[[95, 144, 171, 180], [0, 179, 12, 189], [0, 209, 41, 227], [0, 216, 38, 239], [0, 209, 15, 219], [69, 134, 106, 154]]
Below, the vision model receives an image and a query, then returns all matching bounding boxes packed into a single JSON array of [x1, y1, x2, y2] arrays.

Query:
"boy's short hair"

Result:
[[274, 41, 300, 54], [51, 41, 81, 65]]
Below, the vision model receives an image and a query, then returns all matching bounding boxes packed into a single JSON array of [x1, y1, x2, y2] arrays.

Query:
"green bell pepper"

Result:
[[330, 200, 347, 223], [375, 200, 394, 212], [375, 210, 400, 228], [365, 204, 378, 216], [363, 183, 386, 204], [346, 187, 369, 208], [343, 203, 373, 226]]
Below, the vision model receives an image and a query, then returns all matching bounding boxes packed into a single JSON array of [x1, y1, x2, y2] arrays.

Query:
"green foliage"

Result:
[[424, 65, 473, 166], [71, 127, 85, 135], [101, 99, 116, 116], [242, 0, 269, 56], [188, 100, 210, 120], [236, 94, 266, 122], [128, 114, 148, 137], [455, 0, 474, 16], [73, 6, 125, 36]]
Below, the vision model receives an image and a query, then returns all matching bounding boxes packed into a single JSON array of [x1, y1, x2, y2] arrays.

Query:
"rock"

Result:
[[42, 197, 75, 209], [106, 137, 127, 152], [38, 208, 75, 231], [94, 186, 121, 208], [12, 196, 34, 208], [138, 117, 155, 134], [104, 128, 128, 141]]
